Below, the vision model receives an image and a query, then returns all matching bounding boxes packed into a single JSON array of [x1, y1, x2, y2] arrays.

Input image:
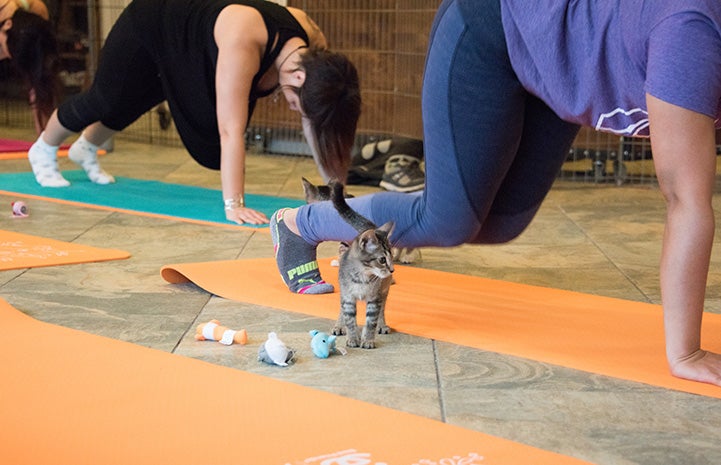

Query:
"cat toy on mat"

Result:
[[309, 329, 346, 358], [258, 332, 295, 366], [11, 201, 28, 218], [195, 320, 247, 345]]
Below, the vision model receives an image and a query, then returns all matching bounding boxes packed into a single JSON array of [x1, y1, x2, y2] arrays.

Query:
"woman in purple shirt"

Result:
[[272, 0, 721, 387]]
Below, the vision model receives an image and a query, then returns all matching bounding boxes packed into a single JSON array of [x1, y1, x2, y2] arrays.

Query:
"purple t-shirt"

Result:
[[500, 0, 721, 136]]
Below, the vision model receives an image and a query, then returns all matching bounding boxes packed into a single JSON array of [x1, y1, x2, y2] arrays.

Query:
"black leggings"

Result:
[[57, 7, 164, 132]]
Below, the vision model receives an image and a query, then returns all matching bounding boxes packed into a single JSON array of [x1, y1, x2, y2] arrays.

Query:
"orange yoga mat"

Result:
[[0, 229, 129, 271], [161, 258, 721, 399], [0, 298, 591, 465]]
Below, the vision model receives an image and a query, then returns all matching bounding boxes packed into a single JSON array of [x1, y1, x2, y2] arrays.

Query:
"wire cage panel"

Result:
[[560, 127, 656, 185], [248, 0, 436, 153]]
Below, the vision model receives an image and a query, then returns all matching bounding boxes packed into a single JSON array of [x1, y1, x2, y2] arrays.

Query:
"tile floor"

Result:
[[1, 127, 720, 465]]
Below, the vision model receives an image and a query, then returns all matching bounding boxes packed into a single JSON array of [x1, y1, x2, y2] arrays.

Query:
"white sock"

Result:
[[28, 133, 70, 187], [68, 135, 115, 184]]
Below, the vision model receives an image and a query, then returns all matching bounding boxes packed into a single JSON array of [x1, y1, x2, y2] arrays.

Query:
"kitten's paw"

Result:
[[346, 336, 360, 348], [360, 339, 376, 349], [393, 247, 422, 264], [377, 325, 391, 335], [331, 325, 346, 336]]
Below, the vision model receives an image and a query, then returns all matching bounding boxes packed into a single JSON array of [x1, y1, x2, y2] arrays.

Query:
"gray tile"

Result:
[[437, 344, 721, 465], [174, 298, 442, 419]]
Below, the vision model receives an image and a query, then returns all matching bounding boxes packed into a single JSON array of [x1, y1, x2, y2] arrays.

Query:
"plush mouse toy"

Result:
[[195, 320, 247, 346], [258, 332, 295, 366]]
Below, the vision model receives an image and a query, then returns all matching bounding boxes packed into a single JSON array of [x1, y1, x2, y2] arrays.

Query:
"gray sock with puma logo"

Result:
[[270, 209, 334, 295]]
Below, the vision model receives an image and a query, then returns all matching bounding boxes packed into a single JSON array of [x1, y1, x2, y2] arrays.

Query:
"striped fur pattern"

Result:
[[327, 180, 394, 348], [301, 177, 352, 259]]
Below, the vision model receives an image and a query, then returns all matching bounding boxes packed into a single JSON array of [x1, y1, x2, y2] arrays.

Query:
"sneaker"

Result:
[[347, 137, 424, 186], [347, 139, 393, 186], [379, 154, 425, 192]]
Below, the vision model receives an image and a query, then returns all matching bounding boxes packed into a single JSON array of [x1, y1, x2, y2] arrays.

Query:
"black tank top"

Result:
[[128, 0, 309, 168]]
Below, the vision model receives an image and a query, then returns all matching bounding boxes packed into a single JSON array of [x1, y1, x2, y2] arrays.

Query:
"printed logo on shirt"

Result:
[[595, 107, 650, 137]]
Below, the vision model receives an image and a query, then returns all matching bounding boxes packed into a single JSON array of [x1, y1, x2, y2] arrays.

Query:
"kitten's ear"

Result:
[[377, 221, 395, 238], [359, 231, 380, 252], [302, 177, 320, 203]]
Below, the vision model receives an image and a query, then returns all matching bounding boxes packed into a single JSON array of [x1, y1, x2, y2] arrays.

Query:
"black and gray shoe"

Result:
[[379, 154, 425, 192]]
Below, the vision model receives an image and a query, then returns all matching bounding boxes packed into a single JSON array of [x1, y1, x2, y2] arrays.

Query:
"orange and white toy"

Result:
[[195, 320, 248, 346]]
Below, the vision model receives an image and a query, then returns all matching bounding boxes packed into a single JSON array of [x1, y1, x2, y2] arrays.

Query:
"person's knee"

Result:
[[411, 219, 481, 247], [438, 227, 478, 246], [474, 210, 535, 244], [57, 91, 110, 132], [476, 225, 525, 244]]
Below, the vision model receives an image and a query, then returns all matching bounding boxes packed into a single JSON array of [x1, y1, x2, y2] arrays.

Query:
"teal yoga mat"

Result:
[[0, 171, 304, 228]]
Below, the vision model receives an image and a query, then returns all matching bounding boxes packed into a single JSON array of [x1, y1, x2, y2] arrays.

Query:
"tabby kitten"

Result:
[[328, 180, 394, 349]]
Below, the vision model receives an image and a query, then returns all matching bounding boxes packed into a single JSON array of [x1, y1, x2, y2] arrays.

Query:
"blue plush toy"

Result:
[[309, 329, 346, 358]]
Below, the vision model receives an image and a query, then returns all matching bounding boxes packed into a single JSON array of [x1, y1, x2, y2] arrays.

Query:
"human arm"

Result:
[[647, 93, 721, 386], [214, 5, 268, 225]]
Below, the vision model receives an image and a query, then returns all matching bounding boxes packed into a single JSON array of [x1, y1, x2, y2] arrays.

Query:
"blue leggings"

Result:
[[297, 0, 580, 248]]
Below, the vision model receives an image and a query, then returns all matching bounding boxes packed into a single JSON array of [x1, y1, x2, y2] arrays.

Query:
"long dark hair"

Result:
[[299, 47, 361, 182], [5, 9, 59, 123]]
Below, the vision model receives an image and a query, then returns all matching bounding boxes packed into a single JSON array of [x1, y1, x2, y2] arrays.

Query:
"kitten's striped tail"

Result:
[[329, 180, 376, 233]]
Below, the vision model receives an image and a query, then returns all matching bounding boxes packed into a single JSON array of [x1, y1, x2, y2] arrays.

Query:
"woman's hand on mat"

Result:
[[669, 349, 721, 387], [226, 206, 269, 225]]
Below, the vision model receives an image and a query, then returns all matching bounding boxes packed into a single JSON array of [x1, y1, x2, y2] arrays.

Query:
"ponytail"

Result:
[[299, 47, 361, 182]]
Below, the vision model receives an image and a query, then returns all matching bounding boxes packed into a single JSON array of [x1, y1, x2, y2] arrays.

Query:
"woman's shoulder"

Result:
[[214, 4, 267, 44], [286, 7, 327, 49]]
